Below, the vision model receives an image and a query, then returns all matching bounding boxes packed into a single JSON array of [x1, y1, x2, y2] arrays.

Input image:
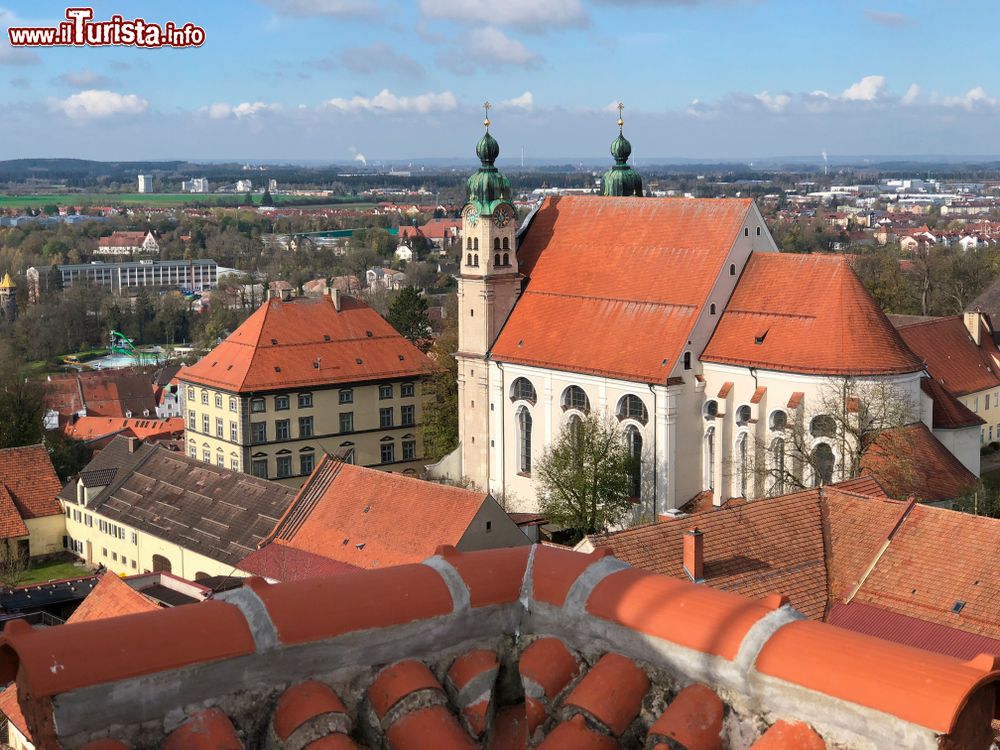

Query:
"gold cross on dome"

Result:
[[483, 100, 491, 128], [617, 101, 624, 129]]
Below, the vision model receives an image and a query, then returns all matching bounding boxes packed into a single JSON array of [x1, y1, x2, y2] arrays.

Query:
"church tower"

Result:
[[0, 273, 17, 323], [600, 103, 644, 197], [456, 104, 520, 489]]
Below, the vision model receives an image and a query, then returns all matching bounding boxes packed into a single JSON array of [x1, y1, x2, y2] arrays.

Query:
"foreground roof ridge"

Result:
[[1, 544, 997, 748]]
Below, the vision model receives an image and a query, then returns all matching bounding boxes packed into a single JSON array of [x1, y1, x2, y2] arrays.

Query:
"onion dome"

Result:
[[465, 103, 513, 215], [601, 104, 644, 198]]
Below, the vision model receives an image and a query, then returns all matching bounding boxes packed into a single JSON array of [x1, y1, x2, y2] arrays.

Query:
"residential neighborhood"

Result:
[[0, 2, 999, 748]]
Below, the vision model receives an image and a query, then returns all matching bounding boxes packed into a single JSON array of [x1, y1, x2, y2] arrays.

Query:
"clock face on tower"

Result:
[[466, 208, 479, 227], [494, 206, 513, 227]]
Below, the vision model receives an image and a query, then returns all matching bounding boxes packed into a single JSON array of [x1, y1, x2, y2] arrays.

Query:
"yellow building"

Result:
[[178, 290, 436, 488], [59, 436, 296, 579], [0, 444, 65, 562]]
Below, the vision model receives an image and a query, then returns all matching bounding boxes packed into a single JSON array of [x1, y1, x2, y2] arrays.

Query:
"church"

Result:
[[453, 110, 979, 516]]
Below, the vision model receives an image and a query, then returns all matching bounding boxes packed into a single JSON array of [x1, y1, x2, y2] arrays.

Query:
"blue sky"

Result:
[[2, 0, 1000, 162]]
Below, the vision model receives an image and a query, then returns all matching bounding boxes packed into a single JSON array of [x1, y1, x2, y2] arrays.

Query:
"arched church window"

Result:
[[473, 238, 479, 250], [810, 414, 836, 438], [561, 385, 590, 413], [683, 351, 692, 370], [517, 406, 532, 474], [502, 252, 509, 266], [494, 253, 501, 267], [710, 303, 716, 315], [813, 443, 835, 486], [473, 254, 479, 266], [503, 237, 509, 250], [704, 427, 715, 490], [510, 378, 537, 404], [736, 404, 751, 426], [467, 237, 472, 250], [730, 264, 737, 276], [770, 410, 788, 431], [704, 400, 718, 420], [466, 253, 472, 266], [494, 237, 501, 250], [770, 438, 786, 495], [736, 432, 749, 497], [617, 395, 648, 425], [625, 425, 642, 499]]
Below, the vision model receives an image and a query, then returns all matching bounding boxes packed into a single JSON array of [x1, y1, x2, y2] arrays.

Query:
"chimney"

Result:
[[964, 310, 983, 347], [126, 436, 139, 453], [331, 287, 341, 312], [683, 528, 704, 583]]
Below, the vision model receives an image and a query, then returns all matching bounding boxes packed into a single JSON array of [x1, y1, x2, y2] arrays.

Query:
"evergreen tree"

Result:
[[261, 188, 275, 207], [386, 286, 430, 343]]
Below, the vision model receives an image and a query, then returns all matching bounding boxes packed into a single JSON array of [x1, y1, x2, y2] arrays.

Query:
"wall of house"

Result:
[[933, 425, 981, 477], [179, 378, 428, 488], [24, 515, 66, 558], [490, 362, 659, 515], [963, 386, 1000, 445], [700, 364, 925, 502], [61, 500, 243, 580], [5, 722, 32, 750], [455, 498, 531, 551]]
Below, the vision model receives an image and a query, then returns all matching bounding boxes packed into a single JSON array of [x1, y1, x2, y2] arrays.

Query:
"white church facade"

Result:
[[453, 116, 980, 516]]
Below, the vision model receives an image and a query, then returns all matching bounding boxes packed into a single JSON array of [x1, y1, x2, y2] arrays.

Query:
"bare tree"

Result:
[[755, 376, 917, 497]]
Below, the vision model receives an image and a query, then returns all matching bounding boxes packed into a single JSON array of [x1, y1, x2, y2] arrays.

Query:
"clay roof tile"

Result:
[[750, 720, 825, 749], [161, 707, 244, 750], [648, 683, 724, 750], [272, 680, 349, 742], [564, 652, 650, 735]]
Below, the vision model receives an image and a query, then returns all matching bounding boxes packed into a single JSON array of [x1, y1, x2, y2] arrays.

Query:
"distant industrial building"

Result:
[[27, 259, 218, 298], [137, 174, 153, 193], [182, 177, 210, 193], [235, 179, 252, 192]]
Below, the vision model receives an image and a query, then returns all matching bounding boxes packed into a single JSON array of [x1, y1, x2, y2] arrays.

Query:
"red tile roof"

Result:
[[896, 315, 1000, 396], [590, 486, 831, 619], [1, 546, 998, 748], [0, 444, 62, 519], [492, 196, 753, 383], [180, 295, 435, 393], [98, 231, 148, 248], [826, 494, 1000, 642], [703, 254, 924, 375], [0, 485, 29, 539], [920, 377, 985, 429], [63, 416, 184, 443], [266, 455, 506, 568], [66, 572, 160, 624], [827, 601, 1000, 659], [237, 543, 360, 582], [0, 572, 159, 744], [860, 422, 978, 500]]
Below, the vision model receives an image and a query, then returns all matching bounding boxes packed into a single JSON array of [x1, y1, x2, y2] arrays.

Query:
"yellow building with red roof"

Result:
[[178, 291, 436, 486]]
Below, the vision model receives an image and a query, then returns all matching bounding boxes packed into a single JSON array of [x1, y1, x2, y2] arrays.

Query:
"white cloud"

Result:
[[419, 0, 586, 30], [754, 91, 791, 113], [53, 90, 148, 119], [0, 45, 38, 66], [901, 83, 920, 106], [467, 28, 539, 66], [340, 43, 424, 78], [205, 101, 281, 119], [935, 86, 999, 111], [502, 91, 533, 110], [841, 75, 887, 102], [325, 89, 458, 114], [258, 0, 377, 18]]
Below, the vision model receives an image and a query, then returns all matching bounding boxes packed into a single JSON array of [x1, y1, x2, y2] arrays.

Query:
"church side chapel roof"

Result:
[[2, 545, 997, 749], [702, 253, 924, 376], [491, 196, 753, 383]]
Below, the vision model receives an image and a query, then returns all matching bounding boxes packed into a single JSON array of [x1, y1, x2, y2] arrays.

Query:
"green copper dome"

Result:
[[601, 112, 644, 197], [465, 126, 513, 215]]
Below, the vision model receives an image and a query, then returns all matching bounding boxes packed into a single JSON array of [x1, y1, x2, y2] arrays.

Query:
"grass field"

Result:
[[0, 193, 375, 210], [18, 559, 93, 585]]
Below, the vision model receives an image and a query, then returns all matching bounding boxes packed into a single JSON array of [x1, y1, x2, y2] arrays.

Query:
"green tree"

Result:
[[44, 431, 93, 482], [0, 344, 44, 449], [536, 412, 637, 543], [386, 286, 430, 342], [422, 330, 458, 461], [261, 187, 275, 207]]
